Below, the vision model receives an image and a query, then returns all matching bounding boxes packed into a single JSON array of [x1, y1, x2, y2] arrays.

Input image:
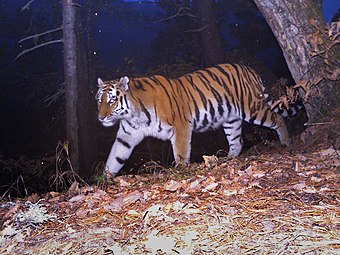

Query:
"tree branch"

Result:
[[21, 0, 36, 13], [186, 24, 210, 33], [160, 7, 197, 22], [15, 39, 63, 61], [18, 27, 63, 44]]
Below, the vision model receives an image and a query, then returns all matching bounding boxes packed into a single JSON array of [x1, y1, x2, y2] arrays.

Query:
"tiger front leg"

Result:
[[105, 123, 144, 176], [170, 126, 192, 167]]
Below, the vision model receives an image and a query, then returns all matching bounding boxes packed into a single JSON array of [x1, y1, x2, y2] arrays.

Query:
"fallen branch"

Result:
[[15, 39, 63, 61]]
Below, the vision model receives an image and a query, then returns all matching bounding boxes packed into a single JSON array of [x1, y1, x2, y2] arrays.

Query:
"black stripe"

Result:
[[177, 78, 194, 119], [164, 78, 185, 123], [202, 113, 209, 127], [179, 77, 200, 121], [235, 124, 242, 131], [121, 123, 132, 135], [158, 122, 163, 132], [231, 134, 241, 141], [134, 80, 147, 91], [138, 99, 152, 126], [196, 71, 211, 90], [123, 95, 129, 109], [214, 65, 233, 88], [249, 114, 257, 125], [142, 78, 156, 90], [229, 66, 239, 100], [185, 75, 207, 110], [119, 96, 124, 108], [125, 119, 138, 130], [260, 109, 269, 126], [192, 98, 200, 122], [208, 100, 215, 121], [204, 68, 220, 83], [227, 118, 240, 124], [150, 76, 175, 121], [193, 119, 197, 129], [117, 137, 131, 149], [224, 94, 232, 114], [116, 157, 127, 165], [210, 84, 223, 104]]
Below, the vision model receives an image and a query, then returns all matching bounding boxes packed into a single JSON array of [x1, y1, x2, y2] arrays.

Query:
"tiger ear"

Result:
[[118, 76, 129, 91], [97, 78, 104, 87]]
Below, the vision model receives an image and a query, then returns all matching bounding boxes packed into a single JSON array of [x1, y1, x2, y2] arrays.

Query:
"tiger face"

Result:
[[96, 76, 130, 127]]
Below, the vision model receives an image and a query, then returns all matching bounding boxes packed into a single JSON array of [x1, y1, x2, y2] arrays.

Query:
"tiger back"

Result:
[[96, 63, 290, 176]]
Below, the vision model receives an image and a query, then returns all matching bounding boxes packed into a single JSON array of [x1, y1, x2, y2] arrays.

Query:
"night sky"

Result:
[[1, 0, 339, 72]]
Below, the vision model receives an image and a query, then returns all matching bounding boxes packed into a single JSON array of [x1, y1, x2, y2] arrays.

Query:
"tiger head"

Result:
[[96, 76, 130, 127]]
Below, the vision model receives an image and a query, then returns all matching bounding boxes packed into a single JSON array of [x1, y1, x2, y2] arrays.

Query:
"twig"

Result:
[[303, 121, 332, 126], [18, 27, 62, 44], [15, 39, 63, 61]]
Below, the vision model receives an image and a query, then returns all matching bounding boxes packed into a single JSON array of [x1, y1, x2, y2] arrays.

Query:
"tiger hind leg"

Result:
[[222, 118, 244, 157], [170, 126, 192, 165]]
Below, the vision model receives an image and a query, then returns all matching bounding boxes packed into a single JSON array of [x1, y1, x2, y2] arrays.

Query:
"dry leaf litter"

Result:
[[0, 143, 339, 255]]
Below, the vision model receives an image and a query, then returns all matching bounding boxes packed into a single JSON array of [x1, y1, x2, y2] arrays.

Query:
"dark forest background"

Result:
[[0, 0, 338, 196]]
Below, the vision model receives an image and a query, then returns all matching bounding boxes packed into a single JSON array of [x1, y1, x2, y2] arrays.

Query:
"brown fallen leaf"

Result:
[[203, 155, 218, 168], [203, 182, 218, 192], [104, 197, 124, 212], [26, 193, 40, 203], [116, 176, 132, 187], [67, 181, 80, 196], [75, 206, 89, 217], [123, 190, 144, 204], [69, 194, 86, 203], [164, 180, 182, 192]]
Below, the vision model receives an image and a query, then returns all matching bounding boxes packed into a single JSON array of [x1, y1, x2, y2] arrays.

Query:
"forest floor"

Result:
[[0, 120, 339, 254]]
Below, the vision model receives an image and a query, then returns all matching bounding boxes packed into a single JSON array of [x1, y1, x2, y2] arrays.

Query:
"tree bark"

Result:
[[253, 0, 339, 124], [62, 0, 79, 173], [192, 0, 225, 66]]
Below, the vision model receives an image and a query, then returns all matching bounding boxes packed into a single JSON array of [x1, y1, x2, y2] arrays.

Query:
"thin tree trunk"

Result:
[[62, 0, 79, 173], [253, 0, 338, 123], [192, 0, 225, 66]]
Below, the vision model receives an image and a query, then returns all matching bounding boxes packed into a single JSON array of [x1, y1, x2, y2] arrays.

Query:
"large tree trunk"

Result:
[[62, 0, 79, 173], [253, 0, 339, 124], [192, 0, 225, 66]]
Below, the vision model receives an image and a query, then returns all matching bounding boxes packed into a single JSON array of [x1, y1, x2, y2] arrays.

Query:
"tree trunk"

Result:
[[76, 7, 98, 178], [62, 0, 79, 173], [253, 0, 339, 124], [192, 0, 225, 66]]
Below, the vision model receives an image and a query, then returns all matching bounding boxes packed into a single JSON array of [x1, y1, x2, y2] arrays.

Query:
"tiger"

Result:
[[96, 63, 291, 176]]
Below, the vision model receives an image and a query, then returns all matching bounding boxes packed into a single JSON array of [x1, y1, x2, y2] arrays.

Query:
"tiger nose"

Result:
[[98, 116, 106, 121]]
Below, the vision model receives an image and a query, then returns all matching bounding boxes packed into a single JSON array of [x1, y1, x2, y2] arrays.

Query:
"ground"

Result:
[[0, 126, 339, 254]]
